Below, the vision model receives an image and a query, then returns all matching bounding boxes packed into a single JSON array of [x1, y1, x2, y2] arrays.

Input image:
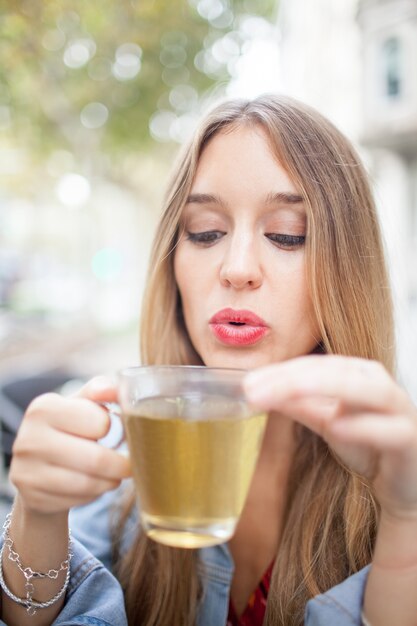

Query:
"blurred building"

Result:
[[277, 0, 417, 400]]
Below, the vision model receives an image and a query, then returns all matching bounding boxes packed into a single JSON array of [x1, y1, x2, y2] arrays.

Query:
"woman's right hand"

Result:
[[9, 377, 132, 515]]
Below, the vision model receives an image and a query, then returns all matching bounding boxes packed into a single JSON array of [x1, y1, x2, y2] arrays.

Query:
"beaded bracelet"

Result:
[[0, 512, 73, 615]]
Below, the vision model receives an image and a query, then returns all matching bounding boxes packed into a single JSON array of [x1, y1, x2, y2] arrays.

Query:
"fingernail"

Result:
[[243, 370, 264, 391], [243, 376, 259, 399], [91, 376, 115, 391], [243, 377, 270, 406]]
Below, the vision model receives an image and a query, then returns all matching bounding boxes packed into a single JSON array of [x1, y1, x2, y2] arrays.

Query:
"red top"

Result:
[[226, 561, 274, 626]]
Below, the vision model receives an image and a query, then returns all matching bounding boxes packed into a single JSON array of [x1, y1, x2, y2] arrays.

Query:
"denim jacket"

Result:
[[0, 484, 370, 625]]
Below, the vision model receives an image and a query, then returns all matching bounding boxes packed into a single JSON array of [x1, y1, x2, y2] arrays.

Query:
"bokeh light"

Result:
[[55, 174, 91, 207], [80, 102, 109, 129], [92, 248, 124, 282], [42, 29, 66, 52], [63, 38, 96, 69], [113, 43, 142, 81]]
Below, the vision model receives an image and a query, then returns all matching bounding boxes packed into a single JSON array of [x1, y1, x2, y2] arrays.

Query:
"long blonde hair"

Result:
[[114, 95, 394, 626]]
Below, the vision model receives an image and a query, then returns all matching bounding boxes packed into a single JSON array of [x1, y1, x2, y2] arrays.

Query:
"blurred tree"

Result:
[[0, 0, 276, 164]]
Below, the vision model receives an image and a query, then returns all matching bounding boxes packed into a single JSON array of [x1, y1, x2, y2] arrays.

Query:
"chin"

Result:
[[202, 350, 275, 371]]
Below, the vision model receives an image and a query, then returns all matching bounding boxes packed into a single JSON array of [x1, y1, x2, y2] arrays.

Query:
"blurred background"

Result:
[[0, 0, 416, 484]]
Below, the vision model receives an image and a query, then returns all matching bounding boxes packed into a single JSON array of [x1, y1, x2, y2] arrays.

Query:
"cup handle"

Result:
[[98, 402, 126, 450]]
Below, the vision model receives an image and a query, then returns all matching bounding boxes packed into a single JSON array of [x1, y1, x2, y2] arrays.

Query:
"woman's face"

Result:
[[174, 124, 320, 370]]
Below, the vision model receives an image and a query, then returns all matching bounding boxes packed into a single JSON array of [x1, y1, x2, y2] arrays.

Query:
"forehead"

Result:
[[184, 126, 305, 219], [193, 124, 297, 194]]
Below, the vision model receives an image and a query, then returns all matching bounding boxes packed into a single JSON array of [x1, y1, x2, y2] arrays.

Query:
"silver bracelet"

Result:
[[0, 512, 73, 615]]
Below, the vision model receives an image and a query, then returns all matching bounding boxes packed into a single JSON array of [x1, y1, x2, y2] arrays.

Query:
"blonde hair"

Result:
[[114, 95, 394, 626]]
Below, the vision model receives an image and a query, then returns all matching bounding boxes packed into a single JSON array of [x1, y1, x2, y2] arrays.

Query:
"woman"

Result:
[[2, 95, 417, 626]]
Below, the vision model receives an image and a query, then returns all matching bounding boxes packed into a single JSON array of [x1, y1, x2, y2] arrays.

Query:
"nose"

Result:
[[219, 231, 263, 290]]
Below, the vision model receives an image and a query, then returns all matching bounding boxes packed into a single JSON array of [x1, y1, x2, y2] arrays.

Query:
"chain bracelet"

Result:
[[0, 511, 73, 615]]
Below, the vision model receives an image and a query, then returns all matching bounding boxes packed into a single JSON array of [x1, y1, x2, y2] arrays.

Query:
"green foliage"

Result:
[[0, 0, 277, 157]]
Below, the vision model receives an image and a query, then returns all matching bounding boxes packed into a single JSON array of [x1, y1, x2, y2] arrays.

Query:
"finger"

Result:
[[28, 394, 112, 441], [13, 426, 131, 481], [16, 489, 109, 515], [74, 376, 118, 404], [327, 415, 416, 451], [12, 460, 121, 498], [244, 355, 407, 414], [277, 395, 340, 420], [269, 396, 342, 438]]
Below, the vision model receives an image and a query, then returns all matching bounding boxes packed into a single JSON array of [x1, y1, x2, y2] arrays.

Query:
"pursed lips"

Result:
[[209, 308, 269, 346]]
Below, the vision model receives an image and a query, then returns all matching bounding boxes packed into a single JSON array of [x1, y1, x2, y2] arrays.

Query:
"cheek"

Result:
[[174, 247, 208, 359], [174, 246, 203, 322], [173, 248, 183, 294], [292, 270, 314, 321], [174, 244, 213, 304], [174, 247, 191, 302], [272, 262, 319, 337], [293, 277, 320, 343]]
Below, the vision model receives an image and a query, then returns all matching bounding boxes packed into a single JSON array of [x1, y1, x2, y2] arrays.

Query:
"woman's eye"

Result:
[[186, 230, 225, 245], [266, 233, 306, 249]]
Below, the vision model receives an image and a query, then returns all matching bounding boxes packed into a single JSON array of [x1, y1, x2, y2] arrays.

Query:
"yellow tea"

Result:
[[125, 394, 267, 548]]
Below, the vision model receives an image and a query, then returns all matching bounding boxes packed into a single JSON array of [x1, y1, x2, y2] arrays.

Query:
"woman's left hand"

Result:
[[244, 355, 417, 520]]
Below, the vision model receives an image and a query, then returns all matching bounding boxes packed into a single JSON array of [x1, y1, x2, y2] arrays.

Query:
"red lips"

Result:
[[209, 308, 269, 346]]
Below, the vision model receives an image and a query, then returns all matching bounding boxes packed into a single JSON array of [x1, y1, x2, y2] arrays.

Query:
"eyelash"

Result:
[[265, 233, 306, 248], [185, 231, 306, 249], [186, 231, 224, 244]]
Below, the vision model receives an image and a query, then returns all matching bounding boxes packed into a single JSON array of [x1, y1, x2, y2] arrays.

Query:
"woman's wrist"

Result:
[[1, 494, 72, 624], [12, 494, 69, 534], [364, 510, 417, 626], [1, 510, 73, 616], [4, 494, 70, 590], [372, 508, 417, 571]]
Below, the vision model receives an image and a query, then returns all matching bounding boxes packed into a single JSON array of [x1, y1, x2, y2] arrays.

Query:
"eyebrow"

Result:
[[264, 191, 304, 205], [185, 193, 223, 206], [185, 191, 304, 206]]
